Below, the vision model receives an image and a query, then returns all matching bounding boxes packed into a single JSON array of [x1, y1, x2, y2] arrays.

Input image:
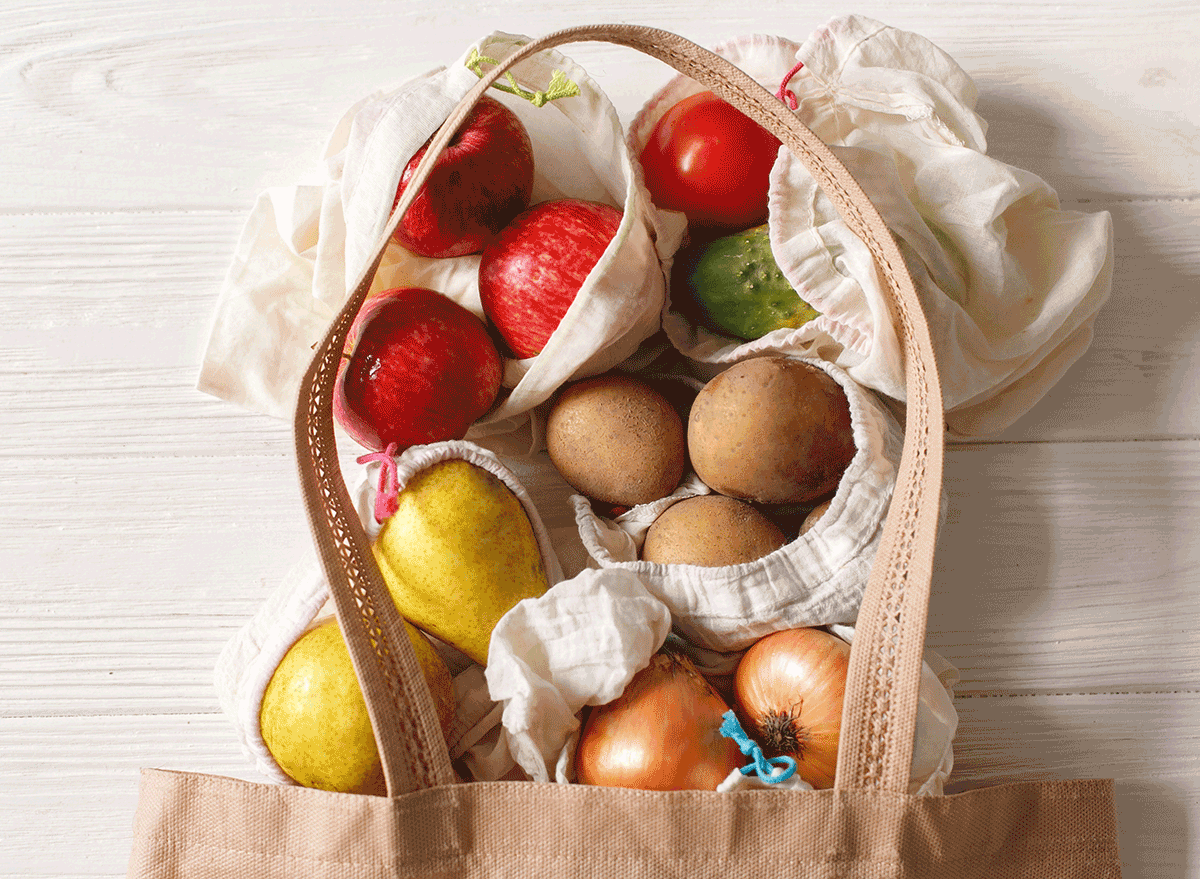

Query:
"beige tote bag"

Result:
[[127, 25, 1121, 878]]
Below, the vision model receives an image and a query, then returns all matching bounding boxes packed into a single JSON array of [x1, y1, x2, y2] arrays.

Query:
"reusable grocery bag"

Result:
[[205, 24, 919, 778], [128, 25, 1121, 878]]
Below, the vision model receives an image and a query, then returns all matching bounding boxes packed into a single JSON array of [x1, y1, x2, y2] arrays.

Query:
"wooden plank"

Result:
[[969, 61, 1200, 202], [930, 440, 1200, 692], [0, 454, 309, 716], [0, 713, 250, 878], [0, 1, 1196, 211], [0, 209, 289, 456], [0, 371, 294, 459], [0, 451, 579, 716], [949, 692, 1200, 786]]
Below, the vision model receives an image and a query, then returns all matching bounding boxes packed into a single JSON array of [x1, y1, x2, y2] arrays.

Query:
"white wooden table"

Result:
[[2, 1, 1197, 875]]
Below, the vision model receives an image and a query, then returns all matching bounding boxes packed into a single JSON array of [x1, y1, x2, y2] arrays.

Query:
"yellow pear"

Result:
[[259, 616, 455, 795], [372, 459, 550, 666]]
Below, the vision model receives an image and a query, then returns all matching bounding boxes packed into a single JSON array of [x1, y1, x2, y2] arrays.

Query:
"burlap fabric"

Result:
[[127, 25, 1121, 878]]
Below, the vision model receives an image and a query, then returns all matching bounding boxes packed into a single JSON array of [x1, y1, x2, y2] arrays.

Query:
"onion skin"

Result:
[[575, 651, 744, 791], [733, 627, 851, 789]]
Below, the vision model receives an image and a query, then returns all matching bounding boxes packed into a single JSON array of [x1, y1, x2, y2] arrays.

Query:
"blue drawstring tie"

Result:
[[719, 710, 797, 784]]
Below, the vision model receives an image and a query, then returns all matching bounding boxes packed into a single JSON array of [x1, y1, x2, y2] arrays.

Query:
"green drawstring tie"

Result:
[[719, 710, 797, 784], [466, 48, 580, 107]]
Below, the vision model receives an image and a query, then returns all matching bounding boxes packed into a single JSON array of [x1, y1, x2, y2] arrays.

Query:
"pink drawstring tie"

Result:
[[356, 442, 401, 523], [776, 61, 805, 110]]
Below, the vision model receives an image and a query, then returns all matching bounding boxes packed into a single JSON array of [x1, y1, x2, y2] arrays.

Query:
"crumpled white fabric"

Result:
[[198, 31, 684, 431], [574, 356, 905, 652], [484, 582, 958, 794], [484, 568, 674, 782], [629, 16, 1113, 437], [716, 765, 815, 793]]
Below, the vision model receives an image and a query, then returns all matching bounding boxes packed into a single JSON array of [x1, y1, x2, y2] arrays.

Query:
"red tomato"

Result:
[[638, 91, 782, 232]]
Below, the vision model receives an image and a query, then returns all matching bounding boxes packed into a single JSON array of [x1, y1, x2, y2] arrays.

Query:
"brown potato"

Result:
[[547, 374, 686, 506], [687, 356, 855, 504], [642, 495, 786, 567], [799, 498, 833, 535]]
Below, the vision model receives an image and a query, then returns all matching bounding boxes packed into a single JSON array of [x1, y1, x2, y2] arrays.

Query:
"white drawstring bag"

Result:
[[570, 355, 905, 652], [484, 578, 959, 794], [198, 31, 683, 433], [629, 15, 1114, 436]]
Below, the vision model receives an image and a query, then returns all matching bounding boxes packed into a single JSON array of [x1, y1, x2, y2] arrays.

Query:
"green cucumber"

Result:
[[673, 224, 819, 341]]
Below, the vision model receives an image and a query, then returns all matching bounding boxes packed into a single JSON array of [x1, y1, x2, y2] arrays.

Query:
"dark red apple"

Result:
[[392, 95, 534, 259], [478, 198, 624, 358], [334, 287, 503, 451]]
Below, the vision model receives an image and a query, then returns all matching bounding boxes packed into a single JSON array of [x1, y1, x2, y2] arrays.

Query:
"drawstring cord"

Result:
[[719, 710, 797, 784], [776, 61, 805, 110], [356, 442, 401, 523]]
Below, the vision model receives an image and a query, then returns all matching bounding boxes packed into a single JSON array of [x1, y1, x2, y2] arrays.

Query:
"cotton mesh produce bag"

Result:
[[569, 355, 906, 651]]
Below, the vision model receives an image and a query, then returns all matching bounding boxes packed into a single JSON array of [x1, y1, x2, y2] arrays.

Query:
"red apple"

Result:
[[392, 95, 534, 258], [334, 287, 503, 451], [478, 198, 624, 358]]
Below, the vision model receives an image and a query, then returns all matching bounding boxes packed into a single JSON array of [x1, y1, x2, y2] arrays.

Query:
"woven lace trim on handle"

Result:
[[295, 248, 456, 796]]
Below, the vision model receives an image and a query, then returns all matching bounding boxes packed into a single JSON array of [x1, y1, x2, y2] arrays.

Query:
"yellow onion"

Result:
[[733, 627, 850, 789], [574, 650, 743, 790]]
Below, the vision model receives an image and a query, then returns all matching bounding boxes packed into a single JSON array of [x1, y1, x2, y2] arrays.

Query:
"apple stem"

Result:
[[466, 48, 581, 107]]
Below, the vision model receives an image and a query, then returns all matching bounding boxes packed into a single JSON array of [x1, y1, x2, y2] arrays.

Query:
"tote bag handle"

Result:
[[295, 24, 945, 798]]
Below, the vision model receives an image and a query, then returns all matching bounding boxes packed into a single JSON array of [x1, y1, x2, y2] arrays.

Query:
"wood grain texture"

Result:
[[2, 1, 1197, 209], [932, 442, 1200, 694], [2, 195, 1198, 451], [949, 693, 1200, 878], [1, 0, 1197, 876], [0, 714, 251, 878]]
